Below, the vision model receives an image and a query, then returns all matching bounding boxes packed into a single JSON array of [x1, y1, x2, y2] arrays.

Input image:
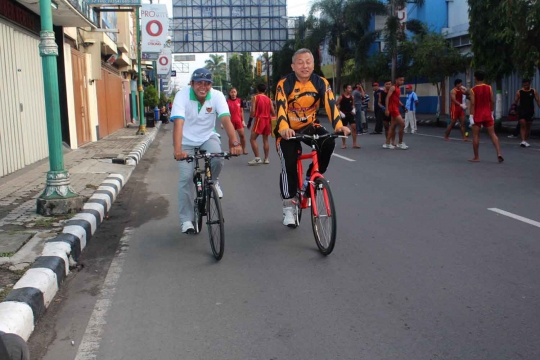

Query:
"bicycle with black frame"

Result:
[[178, 148, 236, 261]]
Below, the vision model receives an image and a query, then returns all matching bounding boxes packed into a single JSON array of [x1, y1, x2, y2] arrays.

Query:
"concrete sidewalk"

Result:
[[0, 122, 161, 341]]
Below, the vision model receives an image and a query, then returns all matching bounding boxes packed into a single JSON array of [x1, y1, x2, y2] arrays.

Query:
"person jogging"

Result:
[[274, 48, 350, 227], [468, 70, 503, 163], [513, 79, 540, 148], [248, 83, 276, 165], [337, 84, 361, 149], [445, 79, 469, 141], [383, 76, 408, 150]]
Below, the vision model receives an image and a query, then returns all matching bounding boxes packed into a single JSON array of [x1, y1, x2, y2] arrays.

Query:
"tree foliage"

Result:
[[305, 0, 387, 92], [500, 0, 540, 77], [468, 0, 514, 83], [204, 54, 227, 89], [143, 85, 159, 108], [228, 53, 253, 99]]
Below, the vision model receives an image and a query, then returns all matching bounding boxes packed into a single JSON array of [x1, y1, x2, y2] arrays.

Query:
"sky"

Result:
[[152, 0, 313, 90]]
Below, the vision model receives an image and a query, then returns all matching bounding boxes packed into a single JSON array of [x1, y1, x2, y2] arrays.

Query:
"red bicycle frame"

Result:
[[296, 146, 332, 218]]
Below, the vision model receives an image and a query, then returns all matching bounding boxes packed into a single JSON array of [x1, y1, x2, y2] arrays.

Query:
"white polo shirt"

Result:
[[170, 86, 230, 146]]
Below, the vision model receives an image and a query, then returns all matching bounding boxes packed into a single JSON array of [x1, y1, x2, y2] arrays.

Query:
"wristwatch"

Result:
[[232, 141, 240, 147]]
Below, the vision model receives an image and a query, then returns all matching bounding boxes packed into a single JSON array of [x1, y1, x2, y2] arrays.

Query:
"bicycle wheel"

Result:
[[193, 199, 203, 234], [206, 183, 225, 260], [310, 177, 337, 255]]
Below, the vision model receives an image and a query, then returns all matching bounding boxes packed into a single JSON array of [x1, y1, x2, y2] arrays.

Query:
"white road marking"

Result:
[[74, 228, 132, 360], [487, 208, 540, 229], [332, 153, 356, 162]]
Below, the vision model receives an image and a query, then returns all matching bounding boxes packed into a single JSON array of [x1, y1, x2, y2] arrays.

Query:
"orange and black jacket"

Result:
[[274, 72, 343, 137]]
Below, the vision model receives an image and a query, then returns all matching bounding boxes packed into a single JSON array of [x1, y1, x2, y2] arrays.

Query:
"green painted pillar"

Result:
[[36, 0, 80, 214], [130, 80, 137, 122], [136, 6, 146, 135]]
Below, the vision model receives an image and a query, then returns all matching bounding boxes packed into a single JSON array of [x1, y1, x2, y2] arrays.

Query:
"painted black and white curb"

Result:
[[126, 124, 160, 165], [0, 174, 127, 340], [0, 124, 161, 342]]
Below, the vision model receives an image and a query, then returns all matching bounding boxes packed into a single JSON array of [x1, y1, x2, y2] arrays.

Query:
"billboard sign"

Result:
[[88, 0, 141, 5], [157, 48, 171, 76], [142, 4, 168, 54]]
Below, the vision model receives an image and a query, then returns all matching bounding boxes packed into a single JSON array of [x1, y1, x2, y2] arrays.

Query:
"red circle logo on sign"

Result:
[[146, 20, 163, 37], [159, 57, 168, 66]]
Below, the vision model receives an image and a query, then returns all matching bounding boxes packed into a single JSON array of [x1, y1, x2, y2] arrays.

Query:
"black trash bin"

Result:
[[145, 112, 155, 128]]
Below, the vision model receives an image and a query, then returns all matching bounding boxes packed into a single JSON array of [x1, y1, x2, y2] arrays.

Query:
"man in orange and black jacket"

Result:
[[274, 48, 350, 228]]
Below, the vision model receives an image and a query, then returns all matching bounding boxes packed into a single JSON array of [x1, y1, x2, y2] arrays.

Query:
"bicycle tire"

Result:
[[310, 177, 337, 255], [206, 184, 225, 260]]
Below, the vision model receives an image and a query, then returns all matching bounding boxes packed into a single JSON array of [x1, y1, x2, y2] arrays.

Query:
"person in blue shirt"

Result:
[[404, 84, 419, 133]]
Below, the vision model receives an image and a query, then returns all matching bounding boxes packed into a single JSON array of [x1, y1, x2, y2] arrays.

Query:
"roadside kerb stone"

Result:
[[0, 123, 161, 342]]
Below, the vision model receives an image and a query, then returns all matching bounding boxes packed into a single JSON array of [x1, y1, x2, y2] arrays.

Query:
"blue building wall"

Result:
[[407, 0, 448, 33]]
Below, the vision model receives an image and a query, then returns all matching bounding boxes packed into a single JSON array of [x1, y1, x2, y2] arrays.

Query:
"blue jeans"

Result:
[[177, 136, 223, 223]]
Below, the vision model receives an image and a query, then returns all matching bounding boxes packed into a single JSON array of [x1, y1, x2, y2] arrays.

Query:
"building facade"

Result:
[[1, 0, 139, 177]]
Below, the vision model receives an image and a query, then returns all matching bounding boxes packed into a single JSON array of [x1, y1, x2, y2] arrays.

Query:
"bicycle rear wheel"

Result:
[[206, 184, 225, 260], [310, 177, 337, 255]]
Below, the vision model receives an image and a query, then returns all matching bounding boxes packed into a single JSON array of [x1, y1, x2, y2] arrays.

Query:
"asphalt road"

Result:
[[29, 121, 540, 360]]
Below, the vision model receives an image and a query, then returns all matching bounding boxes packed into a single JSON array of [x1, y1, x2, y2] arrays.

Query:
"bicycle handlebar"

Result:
[[175, 152, 239, 162], [288, 133, 348, 141]]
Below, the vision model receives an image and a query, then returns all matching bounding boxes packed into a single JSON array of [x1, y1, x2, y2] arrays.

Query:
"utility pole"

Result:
[[390, 0, 397, 82], [36, 0, 82, 215], [136, 6, 146, 135]]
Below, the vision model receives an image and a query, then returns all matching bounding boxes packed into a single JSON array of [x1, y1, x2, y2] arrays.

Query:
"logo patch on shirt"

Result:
[[206, 107, 213, 113]]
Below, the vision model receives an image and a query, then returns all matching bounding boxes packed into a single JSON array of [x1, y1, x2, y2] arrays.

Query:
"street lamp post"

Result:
[[36, 0, 83, 215]]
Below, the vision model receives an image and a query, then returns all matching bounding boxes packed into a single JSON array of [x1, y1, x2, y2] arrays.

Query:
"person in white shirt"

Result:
[[171, 68, 242, 234]]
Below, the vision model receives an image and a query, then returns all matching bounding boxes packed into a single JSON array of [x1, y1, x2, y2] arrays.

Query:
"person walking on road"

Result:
[[274, 48, 350, 227], [378, 80, 392, 139], [513, 79, 540, 148], [445, 79, 469, 141], [226, 87, 249, 155], [248, 83, 276, 165], [360, 88, 370, 133], [404, 84, 419, 134], [337, 84, 361, 149], [372, 82, 384, 134], [352, 83, 364, 134], [171, 68, 243, 234], [384, 76, 408, 150], [468, 70, 503, 163]]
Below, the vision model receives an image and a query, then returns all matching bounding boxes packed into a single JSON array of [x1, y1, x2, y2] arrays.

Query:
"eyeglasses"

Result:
[[192, 72, 212, 80]]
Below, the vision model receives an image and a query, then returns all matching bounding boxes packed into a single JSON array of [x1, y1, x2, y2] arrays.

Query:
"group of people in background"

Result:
[[223, 75, 539, 166], [225, 85, 276, 165]]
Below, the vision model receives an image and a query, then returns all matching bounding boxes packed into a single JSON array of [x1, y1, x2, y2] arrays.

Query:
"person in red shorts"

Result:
[[445, 78, 469, 141], [384, 76, 408, 149], [226, 87, 248, 154], [469, 70, 503, 163], [248, 83, 276, 165]]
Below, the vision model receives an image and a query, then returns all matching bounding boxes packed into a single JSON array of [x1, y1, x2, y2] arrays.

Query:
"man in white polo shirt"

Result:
[[171, 68, 242, 234]]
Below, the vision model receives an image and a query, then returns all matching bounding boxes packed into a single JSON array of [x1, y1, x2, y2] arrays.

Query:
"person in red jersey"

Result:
[[226, 87, 248, 154], [383, 76, 408, 150], [468, 70, 503, 163], [445, 78, 469, 141], [248, 83, 276, 165]]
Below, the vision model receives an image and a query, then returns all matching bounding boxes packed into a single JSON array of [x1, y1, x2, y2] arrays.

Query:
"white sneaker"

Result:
[[383, 143, 395, 149], [263, 158, 270, 164], [396, 142, 409, 150], [248, 158, 262, 165], [214, 182, 223, 198], [508, 134, 518, 139], [182, 221, 195, 234], [282, 207, 296, 228]]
